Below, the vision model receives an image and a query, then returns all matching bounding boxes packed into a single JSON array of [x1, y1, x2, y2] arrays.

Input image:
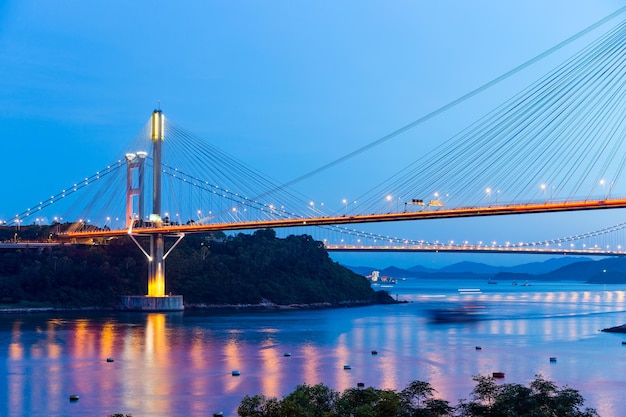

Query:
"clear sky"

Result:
[[1, 0, 624, 268]]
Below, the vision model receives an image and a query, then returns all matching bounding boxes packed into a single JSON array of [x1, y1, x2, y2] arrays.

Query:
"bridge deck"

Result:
[[63, 198, 626, 239]]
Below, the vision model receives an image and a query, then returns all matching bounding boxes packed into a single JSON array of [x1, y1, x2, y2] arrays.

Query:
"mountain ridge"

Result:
[[344, 256, 626, 283]]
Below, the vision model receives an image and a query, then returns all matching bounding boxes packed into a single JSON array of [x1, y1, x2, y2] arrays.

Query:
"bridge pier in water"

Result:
[[120, 109, 184, 311]]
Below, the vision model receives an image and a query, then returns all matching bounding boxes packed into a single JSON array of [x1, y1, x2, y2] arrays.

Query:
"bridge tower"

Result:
[[120, 109, 184, 311], [148, 109, 165, 297], [124, 151, 146, 228]]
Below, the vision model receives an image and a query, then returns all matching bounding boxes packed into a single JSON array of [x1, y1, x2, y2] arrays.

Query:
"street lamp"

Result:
[[600, 179, 605, 197]]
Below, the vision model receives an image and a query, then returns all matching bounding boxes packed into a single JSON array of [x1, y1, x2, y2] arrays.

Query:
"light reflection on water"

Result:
[[1, 281, 626, 416]]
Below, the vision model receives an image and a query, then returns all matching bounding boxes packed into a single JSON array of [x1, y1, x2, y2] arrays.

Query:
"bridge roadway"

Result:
[[0, 240, 621, 257], [63, 198, 626, 239], [324, 244, 626, 257]]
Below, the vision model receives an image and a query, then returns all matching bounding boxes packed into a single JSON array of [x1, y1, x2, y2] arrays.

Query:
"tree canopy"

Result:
[[237, 375, 598, 417], [0, 228, 386, 308]]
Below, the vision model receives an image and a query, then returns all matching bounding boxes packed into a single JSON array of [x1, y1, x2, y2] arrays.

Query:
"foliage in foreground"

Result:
[[237, 374, 599, 417]]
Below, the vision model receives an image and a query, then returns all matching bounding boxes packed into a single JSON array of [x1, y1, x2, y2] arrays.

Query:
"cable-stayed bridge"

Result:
[[2, 11, 626, 308]]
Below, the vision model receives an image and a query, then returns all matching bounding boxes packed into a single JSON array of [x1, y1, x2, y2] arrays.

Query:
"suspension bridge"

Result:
[[2, 10, 626, 309]]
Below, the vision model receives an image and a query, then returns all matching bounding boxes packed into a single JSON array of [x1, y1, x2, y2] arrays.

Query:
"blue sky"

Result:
[[1, 1, 624, 268]]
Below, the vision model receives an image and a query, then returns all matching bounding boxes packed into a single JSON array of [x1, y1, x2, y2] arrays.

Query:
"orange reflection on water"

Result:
[[144, 314, 172, 414], [99, 321, 115, 359], [224, 335, 243, 393], [334, 333, 351, 391], [376, 324, 399, 390], [188, 328, 209, 397], [9, 320, 24, 360], [71, 319, 94, 358], [301, 343, 320, 385], [259, 338, 281, 397]]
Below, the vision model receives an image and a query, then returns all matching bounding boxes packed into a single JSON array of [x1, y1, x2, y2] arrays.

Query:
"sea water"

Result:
[[1, 279, 626, 417]]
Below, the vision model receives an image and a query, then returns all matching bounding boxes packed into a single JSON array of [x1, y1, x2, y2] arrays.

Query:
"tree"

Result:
[[237, 394, 281, 417], [456, 374, 599, 417], [236, 376, 597, 417], [400, 381, 453, 417], [280, 383, 339, 417]]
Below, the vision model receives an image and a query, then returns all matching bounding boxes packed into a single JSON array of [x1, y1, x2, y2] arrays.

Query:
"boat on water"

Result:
[[428, 303, 487, 323]]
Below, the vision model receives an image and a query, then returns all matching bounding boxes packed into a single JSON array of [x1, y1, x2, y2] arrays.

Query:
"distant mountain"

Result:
[[342, 256, 626, 283], [439, 261, 502, 274], [536, 257, 626, 282], [406, 265, 439, 274], [504, 257, 594, 274], [347, 257, 591, 276]]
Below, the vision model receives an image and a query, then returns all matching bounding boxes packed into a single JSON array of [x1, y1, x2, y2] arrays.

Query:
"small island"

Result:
[[0, 227, 394, 310]]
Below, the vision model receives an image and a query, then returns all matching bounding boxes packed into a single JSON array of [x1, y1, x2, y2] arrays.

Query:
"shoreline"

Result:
[[0, 298, 406, 315]]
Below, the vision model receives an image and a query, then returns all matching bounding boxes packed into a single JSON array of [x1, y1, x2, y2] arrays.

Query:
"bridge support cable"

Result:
[[153, 120, 338, 224], [8, 160, 126, 228], [271, 6, 626, 194], [351, 18, 626, 215], [316, 217, 626, 256]]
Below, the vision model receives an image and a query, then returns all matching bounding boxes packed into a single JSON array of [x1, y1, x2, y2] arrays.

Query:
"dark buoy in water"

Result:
[[232, 370, 241, 376], [106, 357, 114, 363], [69, 395, 80, 402], [549, 357, 557, 363], [492, 372, 505, 379], [371, 350, 378, 355], [475, 346, 482, 350], [343, 365, 351, 370], [283, 353, 291, 357], [213, 413, 224, 417]]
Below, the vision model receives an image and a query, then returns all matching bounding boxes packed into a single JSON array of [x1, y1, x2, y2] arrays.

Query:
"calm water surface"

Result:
[[2, 279, 626, 417]]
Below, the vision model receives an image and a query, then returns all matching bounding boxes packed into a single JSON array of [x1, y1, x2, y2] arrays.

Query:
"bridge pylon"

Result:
[[120, 109, 184, 311]]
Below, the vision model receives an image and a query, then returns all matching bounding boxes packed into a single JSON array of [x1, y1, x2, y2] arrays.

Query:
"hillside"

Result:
[[0, 229, 388, 308], [345, 256, 626, 284]]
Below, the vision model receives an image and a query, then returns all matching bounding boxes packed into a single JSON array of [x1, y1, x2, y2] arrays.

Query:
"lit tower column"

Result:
[[121, 109, 184, 311], [120, 110, 185, 311], [148, 109, 165, 297]]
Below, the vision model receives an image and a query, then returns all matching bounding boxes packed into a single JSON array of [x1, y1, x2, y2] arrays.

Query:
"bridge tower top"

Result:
[[151, 109, 164, 220]]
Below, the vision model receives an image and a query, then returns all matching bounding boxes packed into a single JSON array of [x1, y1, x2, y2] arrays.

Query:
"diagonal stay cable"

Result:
[[279, 5, 626, 190]]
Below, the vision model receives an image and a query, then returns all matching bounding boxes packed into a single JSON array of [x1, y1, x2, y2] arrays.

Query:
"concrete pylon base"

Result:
[[118, 295, 184, 311]]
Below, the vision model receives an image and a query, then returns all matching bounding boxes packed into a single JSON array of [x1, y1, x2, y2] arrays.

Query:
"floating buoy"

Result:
[[371, 350, 378, 355], [231, 370, 241, 376], [283, 353, 291, 357], [549, 357, 557, 363], [622, 341, 626, 345], [475, 346, 482, 350], [357, 382, 365, 388], [106, 357, 114, 363], [213, 413, 224, 417], [492, 372, 505, 379], [343, 365, 351, 370], [69, 395, 80, 402]]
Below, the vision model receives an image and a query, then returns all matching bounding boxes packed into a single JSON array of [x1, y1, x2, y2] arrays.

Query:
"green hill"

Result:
[[0, 229, 385, 308]]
